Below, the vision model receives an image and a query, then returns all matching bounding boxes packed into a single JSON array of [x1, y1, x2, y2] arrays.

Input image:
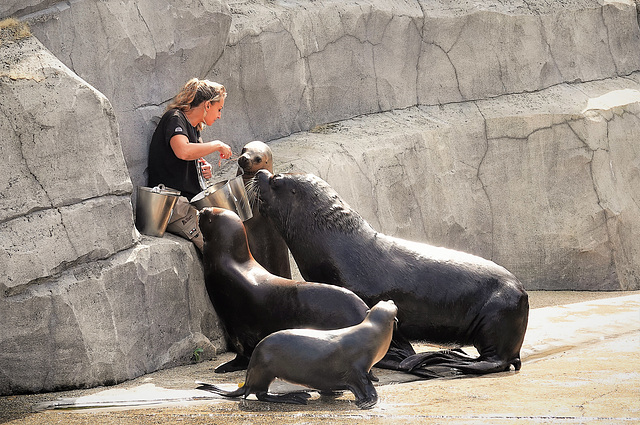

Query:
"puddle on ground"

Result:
[[37, 383, 225, 412]]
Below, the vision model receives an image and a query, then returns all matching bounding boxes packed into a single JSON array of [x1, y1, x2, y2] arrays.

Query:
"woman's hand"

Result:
[[214, 141, 232, 160], [198, 158, 213, 179]]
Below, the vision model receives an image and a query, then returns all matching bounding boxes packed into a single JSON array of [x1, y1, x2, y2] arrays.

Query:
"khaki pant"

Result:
[[166, 196, 203, 251]]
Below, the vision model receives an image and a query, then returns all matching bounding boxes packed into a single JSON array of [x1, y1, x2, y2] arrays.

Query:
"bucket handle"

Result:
[[151, 184, 167, 194]]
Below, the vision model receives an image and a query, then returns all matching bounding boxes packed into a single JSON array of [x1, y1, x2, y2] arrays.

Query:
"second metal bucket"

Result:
[[190, 175, 253, 221]]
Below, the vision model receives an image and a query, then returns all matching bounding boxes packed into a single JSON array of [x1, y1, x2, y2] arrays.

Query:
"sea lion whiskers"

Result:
[[244, 177, 260, 209]]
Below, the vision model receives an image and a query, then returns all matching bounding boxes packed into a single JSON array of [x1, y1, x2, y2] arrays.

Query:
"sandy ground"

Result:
[[1, 290, 638, 425]]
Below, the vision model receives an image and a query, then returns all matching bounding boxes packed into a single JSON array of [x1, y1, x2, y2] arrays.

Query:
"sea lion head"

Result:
[[237, 141, 273, 177], [366, 300, 398, 328], [198, 207, 251, 262], [255, 170, 366, 240]]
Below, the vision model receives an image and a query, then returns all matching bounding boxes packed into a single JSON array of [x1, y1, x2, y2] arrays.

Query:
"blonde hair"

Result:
[[167, 78, 227, 130]]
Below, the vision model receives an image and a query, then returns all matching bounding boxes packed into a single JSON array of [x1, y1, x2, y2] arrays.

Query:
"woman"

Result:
[[148, 78, 232, 251]]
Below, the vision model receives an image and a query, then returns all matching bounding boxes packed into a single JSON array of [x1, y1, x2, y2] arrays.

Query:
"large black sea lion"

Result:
[[237, 141, 292, 278], [198, 207, 370, 373], [197, 300, 398, 409], [256, 170, 529, 377]]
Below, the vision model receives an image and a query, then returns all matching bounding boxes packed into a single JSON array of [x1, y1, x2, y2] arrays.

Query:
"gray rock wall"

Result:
[[212, 0, 640, 144], [0, 35, 134, 294], [0, 35, 225, 395], [1, 236, 224, 395]]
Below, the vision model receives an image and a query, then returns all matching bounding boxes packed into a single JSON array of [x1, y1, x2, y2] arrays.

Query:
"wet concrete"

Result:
[[1, 291, 638, 424]]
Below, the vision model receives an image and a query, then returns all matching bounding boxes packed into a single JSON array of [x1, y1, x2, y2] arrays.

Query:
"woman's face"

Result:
[[204, 98, 224, 126]]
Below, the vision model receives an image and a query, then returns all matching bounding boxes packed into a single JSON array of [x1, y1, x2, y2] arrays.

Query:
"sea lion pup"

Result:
[[197, 300, 398, 409], [237, 141, 291, 278], [255, 170, 529, 378], [198, 207, 370, 373]]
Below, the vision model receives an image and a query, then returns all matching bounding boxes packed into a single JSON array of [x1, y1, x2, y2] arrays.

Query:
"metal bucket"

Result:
[[190, 175, 253, 221], [135, 185, 181, 237]]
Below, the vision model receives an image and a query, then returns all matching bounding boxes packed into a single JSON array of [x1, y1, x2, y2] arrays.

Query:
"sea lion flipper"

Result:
[[214, 354, 250, 373], [352, 381, 378, 410], [255, 391, 311, 405], [399, 350, 468, 371], [398, 349, 518, 377]]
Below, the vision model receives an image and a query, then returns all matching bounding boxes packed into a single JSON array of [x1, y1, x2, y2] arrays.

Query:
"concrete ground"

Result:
[[1, 291, 638, 425]]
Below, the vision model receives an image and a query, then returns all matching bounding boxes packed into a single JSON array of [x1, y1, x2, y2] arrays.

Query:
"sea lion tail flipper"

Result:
[[255, 391, 311, 405], [195, 381, 247, 398]]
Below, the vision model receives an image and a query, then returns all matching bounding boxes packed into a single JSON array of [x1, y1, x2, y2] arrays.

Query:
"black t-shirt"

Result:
[[148, 109, 202, 200]]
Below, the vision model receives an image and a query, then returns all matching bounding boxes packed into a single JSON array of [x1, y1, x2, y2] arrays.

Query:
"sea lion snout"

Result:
[[368, 300, 398, 325], [373, 299, 397, 312], [255, 169, 273, 201], [199, 207, 246, 248], [255, 169, 272, 179], [199, 207, 237, 224], [237, 154, 250, 169]]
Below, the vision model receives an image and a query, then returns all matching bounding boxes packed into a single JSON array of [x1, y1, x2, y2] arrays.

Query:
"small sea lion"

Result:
[[237, 141, 291, 278], [255, 170, 529, 378], [198, 207, 370, 373], [197, 300, 398, 409]]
